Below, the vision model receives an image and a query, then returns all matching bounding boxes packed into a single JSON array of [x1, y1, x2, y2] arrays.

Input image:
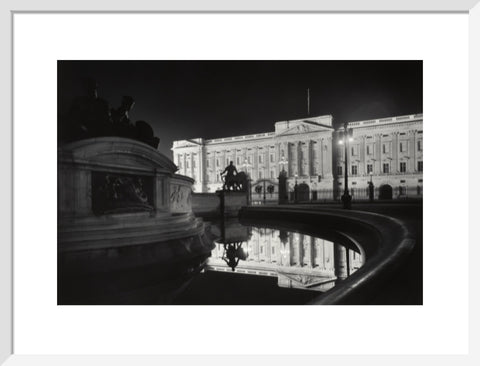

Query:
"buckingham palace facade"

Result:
[[171, 113, 423, 201]]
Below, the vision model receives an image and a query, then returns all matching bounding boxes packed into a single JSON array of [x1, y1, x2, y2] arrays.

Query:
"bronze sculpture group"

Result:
[[220, 161, 248, 192], [59, 78, 160, 149]]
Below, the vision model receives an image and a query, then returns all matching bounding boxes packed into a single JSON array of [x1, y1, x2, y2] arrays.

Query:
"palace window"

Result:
[[417, 140, 423, 151], [351, 165, 358, 175], [248, 156, 252, 164], [337, 166, 343, 176], [382, 143, 390, 154], [400, 162, 406, 173], [206, 160, 209, 168], [399, 142, 404, 152], [418, 161, 423, 172], [351, 145, 359, 156], [270, 154, 274, 163], [216, 159, 219, 167], [259, 171, 263, 179], [270, 171, 275, 179], [186, 161, 189, 168], [383, 163, 389, 174], [366, 145, 372, 155], [259, 155, 263, 164], [236, 156, 240, 165], [367, 164, 373, 174]]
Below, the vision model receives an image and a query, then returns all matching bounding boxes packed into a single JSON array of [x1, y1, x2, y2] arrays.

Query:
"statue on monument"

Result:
[[59, 79, 160, 149], [59, 78, 112, 142], [220, 161, 248, 191]]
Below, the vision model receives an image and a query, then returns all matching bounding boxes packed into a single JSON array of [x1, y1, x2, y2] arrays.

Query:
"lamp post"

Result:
[[338, 122, 353, 209], [294, 173, 298, 203], [368, 171, 374, 202], [279, 156, 288, 172], [263, 179, 266, 204], [242, 158, 252, 205]]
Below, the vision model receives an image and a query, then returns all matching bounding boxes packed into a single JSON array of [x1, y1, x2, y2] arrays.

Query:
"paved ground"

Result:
[[266, 202, 423, 305]]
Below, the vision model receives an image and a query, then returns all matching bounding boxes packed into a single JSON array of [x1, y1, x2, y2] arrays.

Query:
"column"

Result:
[[305, 141, 311, 177], [376, 133, 382, 174], [393, 132, 399, 173], [296, 142, 301, 176]]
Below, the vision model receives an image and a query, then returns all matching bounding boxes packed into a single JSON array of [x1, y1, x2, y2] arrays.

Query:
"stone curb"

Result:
[[239, 206, 417, 305]]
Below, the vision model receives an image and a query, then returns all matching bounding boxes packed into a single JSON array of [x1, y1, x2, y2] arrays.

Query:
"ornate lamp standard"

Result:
[[278, 156, 289, 204], [338, 122, 353, 209], [279, 156, 288, 173], [263, 177, 266, 205], [294, 173, 299, 203], [242, 158, 252, 205]]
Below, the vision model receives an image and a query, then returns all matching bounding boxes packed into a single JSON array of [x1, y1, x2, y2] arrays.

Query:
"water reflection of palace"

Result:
[[206, 225, 364, 292]]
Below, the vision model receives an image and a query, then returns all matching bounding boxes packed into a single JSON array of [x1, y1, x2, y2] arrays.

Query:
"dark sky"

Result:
[[58, 60, 422, 158]]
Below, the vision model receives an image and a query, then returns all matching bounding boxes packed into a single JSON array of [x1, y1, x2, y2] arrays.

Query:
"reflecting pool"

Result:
[[58, 218, 365, 305], [172, 219, 365, 305]]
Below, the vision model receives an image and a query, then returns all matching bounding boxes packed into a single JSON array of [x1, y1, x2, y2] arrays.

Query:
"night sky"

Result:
[[58, 61, 422, 158]]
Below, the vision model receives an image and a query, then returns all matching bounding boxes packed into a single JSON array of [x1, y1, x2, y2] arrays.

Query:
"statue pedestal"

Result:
[[58, 137, 213, 274], [216, 190, 248, 218]]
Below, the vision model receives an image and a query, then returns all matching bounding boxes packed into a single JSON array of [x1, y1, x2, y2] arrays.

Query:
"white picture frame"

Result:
[[2, 0, 479, 365]]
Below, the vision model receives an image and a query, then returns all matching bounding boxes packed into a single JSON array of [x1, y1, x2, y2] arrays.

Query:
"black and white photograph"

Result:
[[57, 60, 423, 305]]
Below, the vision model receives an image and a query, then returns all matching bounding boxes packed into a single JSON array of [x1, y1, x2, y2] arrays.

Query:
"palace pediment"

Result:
[[274, 116, 333, 137]]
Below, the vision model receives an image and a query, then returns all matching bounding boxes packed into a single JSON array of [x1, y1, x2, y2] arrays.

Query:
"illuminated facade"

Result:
[[172, 113, 423, 200]]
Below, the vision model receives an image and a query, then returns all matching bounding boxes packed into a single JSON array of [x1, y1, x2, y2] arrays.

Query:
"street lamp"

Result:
[[242, 158, 252, 205], [263, 178, 266, 204], [294, 173, 299, 203], [338, 122, 353, 209], [279, 156, 288, 172]]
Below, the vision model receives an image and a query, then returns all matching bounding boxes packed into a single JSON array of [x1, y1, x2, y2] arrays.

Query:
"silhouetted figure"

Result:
[[60, 78, 111, 143], [220, 161, 238, 191], [111, 95, 136, 138], [136, 120, 160, 149]]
